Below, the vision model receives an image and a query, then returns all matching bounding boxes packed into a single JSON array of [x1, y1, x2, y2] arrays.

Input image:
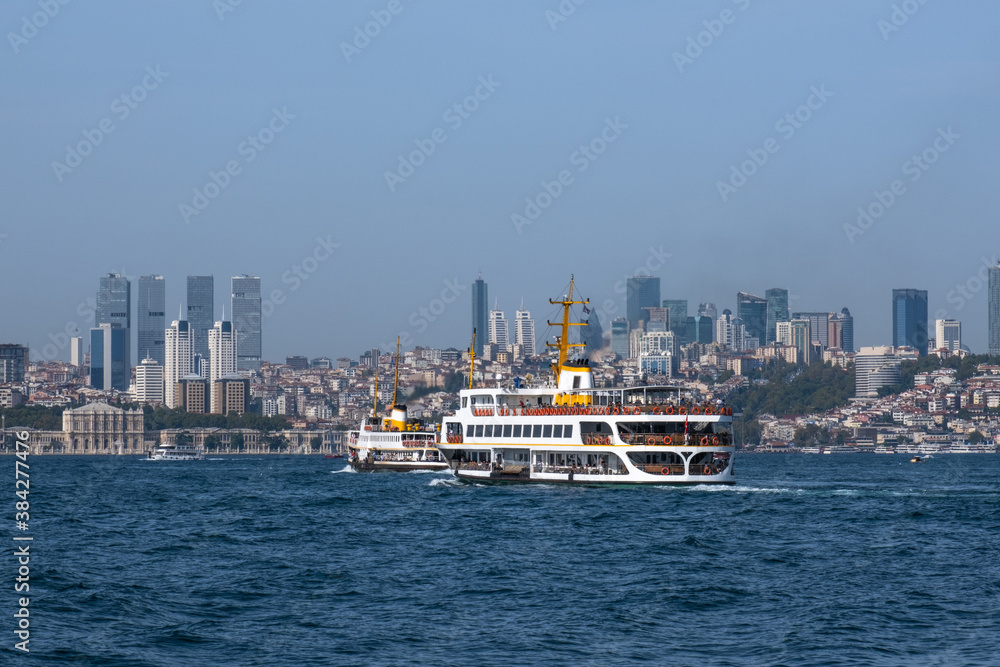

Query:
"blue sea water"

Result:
[[5, 454, 999, 666]]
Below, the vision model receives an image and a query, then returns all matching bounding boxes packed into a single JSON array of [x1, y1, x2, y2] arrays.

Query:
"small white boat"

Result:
[[147, 442, 205, 461]]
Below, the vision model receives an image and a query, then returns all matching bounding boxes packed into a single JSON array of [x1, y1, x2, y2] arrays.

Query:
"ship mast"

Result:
[[390, 336, 401, 410], [546, 274, 589, 384], [468, 328, 476, 390]]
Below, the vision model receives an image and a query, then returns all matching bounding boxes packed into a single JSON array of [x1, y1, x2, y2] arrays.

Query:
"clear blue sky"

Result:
[[2, 0, 998, 361]]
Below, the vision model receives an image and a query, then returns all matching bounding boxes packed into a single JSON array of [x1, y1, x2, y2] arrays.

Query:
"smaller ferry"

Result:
[[147, 442, 205, 461], [347, 339, 449, 473]]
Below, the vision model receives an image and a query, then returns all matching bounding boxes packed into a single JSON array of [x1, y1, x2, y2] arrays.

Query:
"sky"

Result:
[[2, 0, 999, 362]]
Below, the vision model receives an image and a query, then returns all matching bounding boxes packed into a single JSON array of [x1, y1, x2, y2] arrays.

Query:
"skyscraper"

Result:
[[514, 302, 536, 355], [137, 275, 165, 365], [134, 357, 164, 404], [209, 318, 237, 414], [839, 308, 854, 353], [737, 292, 767, 346], [231, 275, 261, 371], [164, 318, 193, 408], [488, 300, 509, 347], [89, 323, 127, 391], [790, 319, 812, 365], [187, 276, 214, 363], [685, 316, 714, 345], [611, 317, 629, 357], [96, 273, 131, 374], [792, 312, 833, 348], [698, 302, 718, 321], [626, 277, 660, 329], [855, 346, 902, 398], [765, 288, 789, 344], [935, 319, 962, 352], [892, 289, 929, 356], [990, 265, 1000, 356], [662, 299, 688, 346], [70, 336, 84, 367], [472, 274, 488, 357]]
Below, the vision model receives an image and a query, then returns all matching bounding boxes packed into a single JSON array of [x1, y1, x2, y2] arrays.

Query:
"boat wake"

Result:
[[428, 478, 462, 487], [330, 465, 356, 474]]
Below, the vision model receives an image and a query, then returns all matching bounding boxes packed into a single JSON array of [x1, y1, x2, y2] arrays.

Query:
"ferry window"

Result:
[[573, 376, 580, 388], [485, 425, 493, 437], [513, 424, 522, 437], [564, 425, 573, 438], [462, 397, 468, 408], [533, 425, 543, 438], [543, 425, 552, 438], [475, 425, 484, 437], [502, 424, 512, 438], [466, 424, 474, 437], [552, 425, 562, 438]]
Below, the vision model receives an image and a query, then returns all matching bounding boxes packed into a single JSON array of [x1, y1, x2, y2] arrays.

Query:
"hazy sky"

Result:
[[2, 1, 998, 362]]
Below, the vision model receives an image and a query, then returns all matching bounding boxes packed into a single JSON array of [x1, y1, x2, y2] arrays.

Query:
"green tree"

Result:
[[176, 432, 191, 446], [310, 436, 323, 452], [968, 430, 985, 444], [204, 434, 221, 452], [230, 432, 245, 452]]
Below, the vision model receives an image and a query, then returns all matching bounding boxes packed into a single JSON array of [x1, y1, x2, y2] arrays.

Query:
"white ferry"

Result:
[[147, 442, 205, 461], [434, 278, 736, 485], [347, 339, 449, 473]]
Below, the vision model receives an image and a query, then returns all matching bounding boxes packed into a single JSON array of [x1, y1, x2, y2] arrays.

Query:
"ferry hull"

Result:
[[349, 460, 450, 473]]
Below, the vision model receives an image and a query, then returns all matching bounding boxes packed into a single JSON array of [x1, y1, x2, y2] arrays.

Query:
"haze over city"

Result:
[[2, 1, 998, 360]]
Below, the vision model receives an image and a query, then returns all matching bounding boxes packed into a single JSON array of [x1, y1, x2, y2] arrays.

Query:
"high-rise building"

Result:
[[70, 336, 84, 367], [685, 316, 714, 345], [231, 275, 261, 371], [175, 374, 209, 413], [96, 273, 131, 375], [892, 289, 929, 356], [611, 317, 629, 358], [626, 276, 660, 329], [164, 319, 193, 409], [990, 265, 1000, 356], [285, 355, 309, 370], [698, 302, 718, 321], [134, 357, 164, 404], [662, 299, 688, 345], [839, 308, 854, 353], [488, 300, 509, 347], [0, 344, 28, 383], [472, 274, 488, 357], [935, 319, 962, 353], [137, 275, 165, 366], [790, 319, 812, 365], [514, 301, 536, 355], [856, 346, 902, 398], [213, 375, 250, 415], [209, 319, 237, 413], [737, 292, 767, 346], [89, 323, 127, 391], [765, 288, 790, 344], [792, 312, 833, 348], [187, 276, 214, 363], [581, 314, 603, 355]]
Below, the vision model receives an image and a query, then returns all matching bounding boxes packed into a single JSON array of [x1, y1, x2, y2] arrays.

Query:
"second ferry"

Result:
[[434, 277, 736, 485]]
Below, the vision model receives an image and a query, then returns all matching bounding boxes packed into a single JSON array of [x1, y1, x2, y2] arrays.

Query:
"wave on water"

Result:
[[428, 478, 462, 487], [407, 469, 453, 474], [331, 465, 356, 474]]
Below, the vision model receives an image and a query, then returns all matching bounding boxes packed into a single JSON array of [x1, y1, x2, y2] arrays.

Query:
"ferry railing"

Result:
[[473, 405, 733, 418]]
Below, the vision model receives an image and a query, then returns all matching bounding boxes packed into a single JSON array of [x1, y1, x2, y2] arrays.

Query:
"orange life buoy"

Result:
[[679, 407, 688, 416], [703, 466, 711, 475], [605, 407, 612, 416], [712, 437, 720, 446], [704, 407, 713, 416], [604, 436, 612, 445], [646, 436, 655, 446], [665, 406, 674, 415], [661, 467, 671, 475], [700, 436, 709, 446], [612, 406, 620, 416], [652, 407, 661, 415], [692, 407, 702, 415], [634, 407, 641, 415]]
